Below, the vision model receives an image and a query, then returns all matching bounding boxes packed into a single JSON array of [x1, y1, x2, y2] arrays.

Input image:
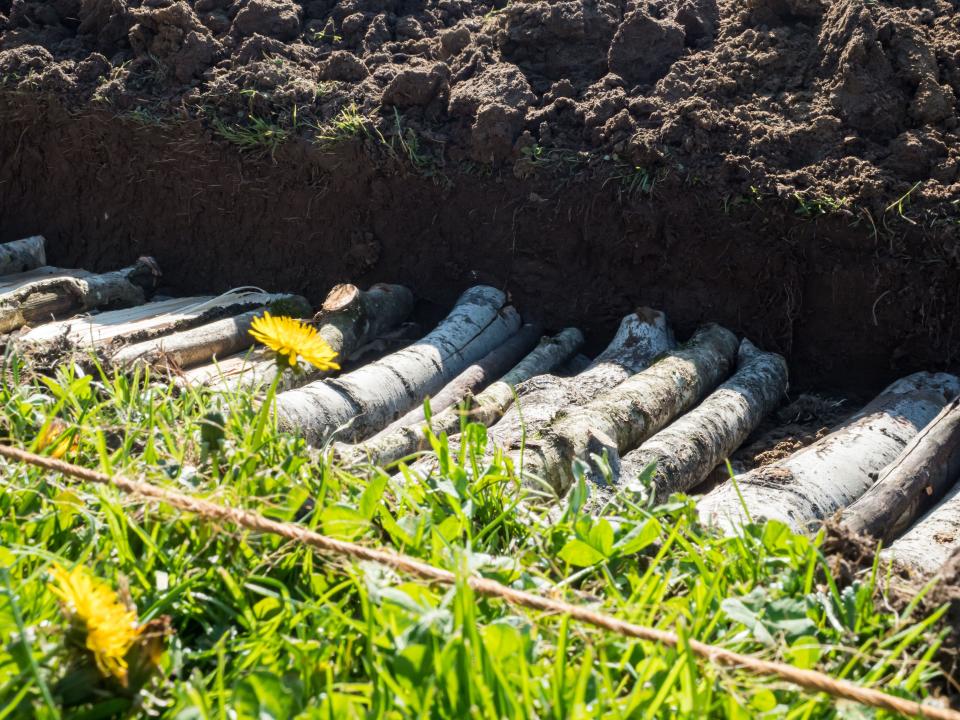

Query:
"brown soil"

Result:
[[2, 0, 960, 393]]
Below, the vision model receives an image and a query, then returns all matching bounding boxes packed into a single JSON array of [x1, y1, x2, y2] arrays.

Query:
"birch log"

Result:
[[487, 309, 676, 454], [617, 339, 788, 503], [110, 296, 312, 371], [0, 236, 46, 275], [337, 327, 584, 468], [698, 372, 960, 534], [840, 396, 960, 542], [377, 323, 542, 435], [276, 286, 520, 445], [882, 482, 960, 575], [0, 257, 161, 334], [314, 283, 414, 361], [517, 323, 740, 497]]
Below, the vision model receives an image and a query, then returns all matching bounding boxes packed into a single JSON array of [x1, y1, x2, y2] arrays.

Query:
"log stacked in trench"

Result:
[[5, 234, 960, 580]]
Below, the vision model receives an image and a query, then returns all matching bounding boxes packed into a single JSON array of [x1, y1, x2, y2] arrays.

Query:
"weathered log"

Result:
[[840, 396, 960, 543], [314, 283, 414, 360], [337, 327, 584, 468], [617, 339, 788, 503], [19, 290, 289, 356], [111, 296, 312, 371], [377, 323, 542, 435], [486, 309, 676, 455], [276, 286, 521, 445], [882, 481, 960, 575], [698, 372, 960, 534], [0, 236, 45, 275], [516, 323, 739, 497], [0, 267, 93, 295], [0, 257, 161, 334]]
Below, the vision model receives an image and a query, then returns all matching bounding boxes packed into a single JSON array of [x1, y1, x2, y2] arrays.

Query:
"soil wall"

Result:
[[2, 92, 958, 394]]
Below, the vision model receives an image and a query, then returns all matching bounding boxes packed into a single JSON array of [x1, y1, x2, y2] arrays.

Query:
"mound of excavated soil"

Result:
[[2, 0, 960, 211]]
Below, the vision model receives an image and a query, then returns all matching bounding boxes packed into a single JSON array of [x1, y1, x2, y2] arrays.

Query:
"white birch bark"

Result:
[[698, 372, 960, 534], [276, 286, 520, 444], [840, 396, 960, 542], [376, 323, 542, 434], [0, 236, 46, 275], [0, 258, 160, 334], [487, 309, 676, 454], [336, 327, 584, 468], [617, 339, 788, 503], [516, 323, 740, 497], [882, 482, 960, 575]]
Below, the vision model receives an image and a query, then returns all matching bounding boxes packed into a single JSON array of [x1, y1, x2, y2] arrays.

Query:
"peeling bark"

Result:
[[618, 339, 788, 503], [276, 286, 521, 445], [698, 372, 960, 534], [883, 481, 960, 576], [0, 267, 92, 295], [0, 257, 161, 334], [0, 236, 46, 276], [19, 290, 289, 356], [840, 397, 960, 543], [517, 323, 740, 498], [111, 296, 311, 371], [337, 327, 584, 468]]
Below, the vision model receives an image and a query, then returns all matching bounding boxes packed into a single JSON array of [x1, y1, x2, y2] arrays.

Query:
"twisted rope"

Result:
[[2, 443, 956, 720]]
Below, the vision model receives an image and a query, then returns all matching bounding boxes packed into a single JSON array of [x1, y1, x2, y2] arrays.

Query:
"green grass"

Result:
[[793, 192, 851, 218], [0, 350, 951, 718], [212, 115, 291, 158]]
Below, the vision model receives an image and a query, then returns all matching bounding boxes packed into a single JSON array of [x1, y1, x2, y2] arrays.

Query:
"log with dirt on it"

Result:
[[275, 286, 522, 445], [17, 289, 291, 358], [615, 338, 788, 505], [516, 323, 741, 499], [698, 372, 960, 534], [485, 309, 677, 456], [110, 296, 312, 372], [335, 326, 584, 468], [881, 481, 960, 576], [840, 396, 960, 543], [0, 236, 46, 276], [0, 257, 161, 334]]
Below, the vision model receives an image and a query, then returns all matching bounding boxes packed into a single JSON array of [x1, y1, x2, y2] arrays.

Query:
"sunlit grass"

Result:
[[0, 349, 950, 718]]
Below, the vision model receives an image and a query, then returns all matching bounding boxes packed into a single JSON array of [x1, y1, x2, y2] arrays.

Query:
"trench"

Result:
[[3, 94, 959, 400]]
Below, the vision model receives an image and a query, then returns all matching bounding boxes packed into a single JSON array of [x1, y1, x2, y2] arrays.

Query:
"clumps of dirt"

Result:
[[2, 0, 960, 211], [722, 393, 850, 473]]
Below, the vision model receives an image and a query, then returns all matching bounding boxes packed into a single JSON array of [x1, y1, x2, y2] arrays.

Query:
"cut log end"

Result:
[[318, 283, 361, 315]]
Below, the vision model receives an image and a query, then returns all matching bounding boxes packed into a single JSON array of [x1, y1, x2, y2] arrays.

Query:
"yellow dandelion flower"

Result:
[[249, 312, 340, 372], [37, 419, 77, 459], [49, 564, 141, 684]]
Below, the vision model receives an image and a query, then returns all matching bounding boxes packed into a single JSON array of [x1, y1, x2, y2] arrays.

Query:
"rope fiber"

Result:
[[2, 443, 957, 720]]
